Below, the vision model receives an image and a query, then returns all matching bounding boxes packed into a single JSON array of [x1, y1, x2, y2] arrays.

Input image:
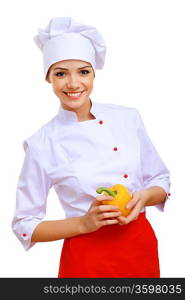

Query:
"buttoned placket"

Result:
[[96, 113, 129, 187], [57, 101, 129, 186]]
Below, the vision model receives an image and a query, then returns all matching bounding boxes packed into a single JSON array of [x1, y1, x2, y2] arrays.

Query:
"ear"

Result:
[[45, 77, 51, 83], [45, 73, 51, 83], [45, 69, 52, 83]]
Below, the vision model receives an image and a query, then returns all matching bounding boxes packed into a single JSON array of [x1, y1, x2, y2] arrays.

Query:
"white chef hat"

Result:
[[34, 17, 106, 79]]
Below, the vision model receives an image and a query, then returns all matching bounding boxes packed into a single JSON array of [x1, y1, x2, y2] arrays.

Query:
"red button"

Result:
[[99, 120, 103, 124], [113, 147, 118, 151], [123, 174, 128, 178], [22, 233, 27, 237], [168, 193, 171, 196]]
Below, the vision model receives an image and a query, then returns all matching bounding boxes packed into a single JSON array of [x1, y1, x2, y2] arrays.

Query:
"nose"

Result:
[[66, 74, 80, 90]]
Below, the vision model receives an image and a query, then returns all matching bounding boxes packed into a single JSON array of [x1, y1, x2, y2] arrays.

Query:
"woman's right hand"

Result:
[[80, 194, 122, 234]]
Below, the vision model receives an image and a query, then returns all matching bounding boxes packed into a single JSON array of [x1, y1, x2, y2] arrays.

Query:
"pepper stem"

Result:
[[96, 187, 117, 197]]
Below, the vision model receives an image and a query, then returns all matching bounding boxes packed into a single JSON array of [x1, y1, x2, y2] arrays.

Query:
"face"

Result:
[[46, 60, 95, 111]]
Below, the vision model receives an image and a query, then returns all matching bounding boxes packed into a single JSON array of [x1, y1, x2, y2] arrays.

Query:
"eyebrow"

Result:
[[53, 66, 92, 71]]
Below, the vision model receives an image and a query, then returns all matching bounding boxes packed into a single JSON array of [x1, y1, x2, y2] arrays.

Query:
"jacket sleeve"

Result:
[[135, 109, 171, 211], [11, 139, 52, 251]]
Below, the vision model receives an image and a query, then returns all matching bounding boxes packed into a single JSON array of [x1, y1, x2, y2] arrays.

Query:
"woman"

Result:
[[12, 17, 170, 278]]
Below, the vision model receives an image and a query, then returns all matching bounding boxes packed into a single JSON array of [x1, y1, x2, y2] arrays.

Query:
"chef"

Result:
[[12, 17, 171, 278]]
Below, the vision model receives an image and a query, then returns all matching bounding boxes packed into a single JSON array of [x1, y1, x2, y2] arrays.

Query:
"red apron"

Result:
[[58, 212, 160, 278]]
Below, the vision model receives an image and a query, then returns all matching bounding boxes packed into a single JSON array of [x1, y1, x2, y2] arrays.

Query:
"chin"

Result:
[[62, 96, 89, 105], [60, 98, 86, 110]]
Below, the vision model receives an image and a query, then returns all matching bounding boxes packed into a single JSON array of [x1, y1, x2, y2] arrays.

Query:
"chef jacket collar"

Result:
[[57, 100, 100, 122]]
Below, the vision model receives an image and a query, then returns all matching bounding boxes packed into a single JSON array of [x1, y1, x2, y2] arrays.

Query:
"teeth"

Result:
[[66, 92, 82, 97]]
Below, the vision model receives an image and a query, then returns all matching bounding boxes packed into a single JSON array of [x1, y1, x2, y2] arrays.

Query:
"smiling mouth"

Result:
[[63, 91, 84, 99]]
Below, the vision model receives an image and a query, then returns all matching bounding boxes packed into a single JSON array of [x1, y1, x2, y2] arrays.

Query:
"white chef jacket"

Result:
[[12, 100, 171, 251]]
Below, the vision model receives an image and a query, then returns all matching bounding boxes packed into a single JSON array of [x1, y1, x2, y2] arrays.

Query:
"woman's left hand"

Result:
[[116, 190, 148, 225]]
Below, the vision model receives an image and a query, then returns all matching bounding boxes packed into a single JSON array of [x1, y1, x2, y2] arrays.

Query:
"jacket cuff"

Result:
[[143, 181, 171, 212], [12, 218, 43, 251]]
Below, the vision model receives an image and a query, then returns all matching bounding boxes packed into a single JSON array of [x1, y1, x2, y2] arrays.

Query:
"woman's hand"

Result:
[[81, 194, 122, 234], [116, 190, 148, 225]]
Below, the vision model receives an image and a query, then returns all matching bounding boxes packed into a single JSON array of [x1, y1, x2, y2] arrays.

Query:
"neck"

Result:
[[62, 99, 96, 121]]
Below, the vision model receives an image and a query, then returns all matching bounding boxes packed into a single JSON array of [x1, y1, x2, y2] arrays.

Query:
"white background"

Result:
[[0, 0, 184, 277]]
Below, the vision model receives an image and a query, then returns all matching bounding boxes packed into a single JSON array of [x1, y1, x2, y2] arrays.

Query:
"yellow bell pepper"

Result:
[[96, 184, 131, 217]]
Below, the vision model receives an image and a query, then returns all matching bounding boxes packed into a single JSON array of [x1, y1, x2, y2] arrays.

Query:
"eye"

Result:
[[80, 70, 90, 75], [55, 72, 65, 77]]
